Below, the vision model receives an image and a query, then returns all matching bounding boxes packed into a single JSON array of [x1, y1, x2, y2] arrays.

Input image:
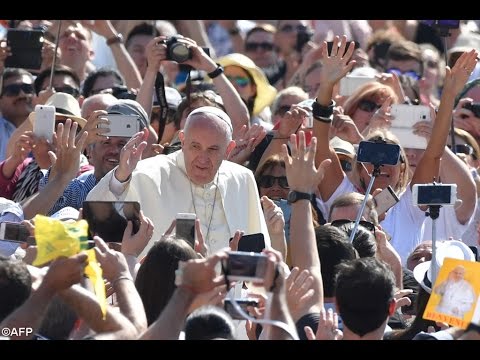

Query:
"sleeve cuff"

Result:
[[109, 169, 131, 196]]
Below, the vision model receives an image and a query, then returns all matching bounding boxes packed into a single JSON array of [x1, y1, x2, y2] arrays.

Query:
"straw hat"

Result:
[[29, 92, 87, 128], [217, 53, 277, 116]]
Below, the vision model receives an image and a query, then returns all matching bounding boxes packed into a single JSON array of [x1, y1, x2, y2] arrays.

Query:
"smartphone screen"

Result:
[[176, 213, 196, 248], [0, 222, 30, 243], [357, 141, 400, 166], [236, 233, 266, 253], [82, 201, 141, 242], [225, 251, 268, 282]]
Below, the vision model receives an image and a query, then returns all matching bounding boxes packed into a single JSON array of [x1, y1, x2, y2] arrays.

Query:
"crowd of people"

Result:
[[1, 19, 480, 340]]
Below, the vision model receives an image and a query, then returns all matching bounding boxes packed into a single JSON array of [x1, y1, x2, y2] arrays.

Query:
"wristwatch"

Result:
[[287, 190, 313, 204]]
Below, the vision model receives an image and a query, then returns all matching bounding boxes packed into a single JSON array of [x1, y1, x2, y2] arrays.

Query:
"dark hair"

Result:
[[38, 296, 77, 340], [126, 22, 160, 48], [315, 225, 356, 298], [184, 305, 236, 340], [385, 40, 424, 76], [0, 68, 33, 95], [0, 256, 32, 321], [336, 223, 377, 258], [82, 67, 125, 98], [135, 237, 198, 325], [335, 257, 395, 337], [33, 65, 81, 95]]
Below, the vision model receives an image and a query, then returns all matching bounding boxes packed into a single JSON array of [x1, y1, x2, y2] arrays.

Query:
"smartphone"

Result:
[[82, 201, 141, 242], [5, 29, 44, 71], [0, 222, 30, 243], [339, 75, 376, 97], [33, 104, 56, 141], [224, 298, 259, 320], [412, 184, 457, 206], [356, 141, 401, 166], [100, 114, 140, 138], [234, 233, 266, 253], [326, 40, 360, 57], [224, 251, 268, 283], [373, 186, 399, 215], [176, 213, 196, 248], [390, 103, 431, 149]]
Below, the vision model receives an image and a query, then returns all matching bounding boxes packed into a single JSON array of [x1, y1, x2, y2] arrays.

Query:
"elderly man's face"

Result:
[[180, 114, 234, 185], [407, 241, 432, 271]]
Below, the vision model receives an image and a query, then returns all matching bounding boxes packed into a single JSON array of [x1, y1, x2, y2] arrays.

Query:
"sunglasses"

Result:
[[279, 24, 308, 33], [52, 86, 80, 98], [257, 175, 289, 189], [275, 104, 292, 117], [386, 68, 421, 81], [340, 159, 353, 172], [1, 83, 35, 97], [245, 42, 274, 52], [357, 99, 381, 113], [226, 75, 250, 88], [330, 219, 376, 234], [448, 143, 474, 156]]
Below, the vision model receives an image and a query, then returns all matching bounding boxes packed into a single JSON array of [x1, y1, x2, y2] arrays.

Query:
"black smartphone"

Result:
[[5, 29, 45, 71], [326, 40, 360, 57], [224, 298, 259, 320], [229, 233, 266, 253], [0, 222, 30, 243], [82, 201, 141, 242], [356, 141, 401, 166]]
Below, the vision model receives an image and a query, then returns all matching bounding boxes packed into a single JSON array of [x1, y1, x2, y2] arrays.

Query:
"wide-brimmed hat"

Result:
[[217, 53, 277, 116], [29, 92, 87, 128], [413, 240, 475, 293]]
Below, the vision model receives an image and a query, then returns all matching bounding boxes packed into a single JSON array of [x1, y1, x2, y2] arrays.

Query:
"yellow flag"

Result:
[[33, 215, 89, 266], [85, 248, 107, 319]]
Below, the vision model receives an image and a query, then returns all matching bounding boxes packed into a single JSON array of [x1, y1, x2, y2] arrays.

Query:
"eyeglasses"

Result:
[[330, 219, 376, 234], [386, 68, 421, 81], [279, 24, 308, 33], [357, 99, 381, 113], [52, 86, 80, 98], [257, 175, 289, 189], [448, 143, 474, 156], [1, 83, 35, 97], [245, 42, 274, 52], [275, 104, 292, 117], [340, 159, 353, 172], [226, 75, 250, 88]]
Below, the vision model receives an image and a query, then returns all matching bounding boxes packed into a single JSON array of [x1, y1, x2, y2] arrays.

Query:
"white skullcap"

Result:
[[187, 106, 233, 133]]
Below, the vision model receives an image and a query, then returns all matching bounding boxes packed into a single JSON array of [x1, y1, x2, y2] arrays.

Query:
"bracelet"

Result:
[[111, 275, 133, 287], [106, 33, 124, 46], [207, 64, 224, 79], [312, 99, 335, 119]]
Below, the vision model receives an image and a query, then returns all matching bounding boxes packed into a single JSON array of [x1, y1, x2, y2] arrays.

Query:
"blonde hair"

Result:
[[343, 82, 399, 118], [352, 129, 409, 194]]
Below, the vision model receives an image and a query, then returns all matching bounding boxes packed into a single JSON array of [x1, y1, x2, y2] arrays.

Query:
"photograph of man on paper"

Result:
[[423, 257, 480, 328]]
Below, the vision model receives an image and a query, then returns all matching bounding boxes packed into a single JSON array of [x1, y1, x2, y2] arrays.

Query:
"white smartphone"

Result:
[[33, 104, 56, 141], [373, 186, 400, 216], [0, 222, 30, 243], [176, 213, 196, 248], [412, 183, 457, 206], [100, 114, 140, 138], [390, 104, 431, 150], [339, 75, 376, 97]]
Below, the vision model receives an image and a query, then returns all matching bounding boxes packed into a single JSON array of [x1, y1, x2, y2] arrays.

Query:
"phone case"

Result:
[[390, 104, 431, 149], [101, 114, 140, 138], [374, 186, 399, 215], [33, 105, 56, 141], [5, 29, 44, 70]]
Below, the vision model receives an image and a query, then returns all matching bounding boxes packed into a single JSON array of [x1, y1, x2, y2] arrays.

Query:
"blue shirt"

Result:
[[38, 170, 97, 215], [0, 116, 17, 162]]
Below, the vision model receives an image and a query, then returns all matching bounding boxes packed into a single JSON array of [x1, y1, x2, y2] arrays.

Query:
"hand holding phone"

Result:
[[224, 251, 268, 283], [99, 114, 140, 138]]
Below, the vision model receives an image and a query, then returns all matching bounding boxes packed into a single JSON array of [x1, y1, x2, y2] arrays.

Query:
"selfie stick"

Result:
[[425, 182, 442, 284], [348, 164, 381, 243], [48, 20, 62, 89]]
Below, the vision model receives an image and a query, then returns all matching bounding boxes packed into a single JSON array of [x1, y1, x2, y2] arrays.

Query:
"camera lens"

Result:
[[169, 42, 191, 63]]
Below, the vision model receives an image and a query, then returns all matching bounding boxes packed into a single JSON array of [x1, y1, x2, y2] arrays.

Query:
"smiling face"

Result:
[[258, 164, 289, 200], [58, 24, 93, 70], [179, 113, 235, 185], [88, 137, 129, 180]]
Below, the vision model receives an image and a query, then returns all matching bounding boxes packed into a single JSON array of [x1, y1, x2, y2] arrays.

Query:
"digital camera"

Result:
[[412, 183, 457, 206], [164, 37, 192, 63]]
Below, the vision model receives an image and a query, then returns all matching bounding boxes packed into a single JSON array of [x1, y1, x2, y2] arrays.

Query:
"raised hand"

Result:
[[121, 211, 154, 258], [319, 35, 356, 87], [277, 105, 308, 138], [285, 267, 316, 321], [78, 110, 110, 149], [281, 131, 332, 193], [443, 49, 478, 96], [42, 253, 88, 294], [261, 196, 285, 236], [114, 129, 149, 182], [304, 307, 343, 340], [227, 124, 266, 165]]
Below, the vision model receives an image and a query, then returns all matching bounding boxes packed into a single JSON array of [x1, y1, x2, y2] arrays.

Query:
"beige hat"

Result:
[[217, 53, 277, 116], [29, 92, 87, 128], [330, 136, 356, 158]]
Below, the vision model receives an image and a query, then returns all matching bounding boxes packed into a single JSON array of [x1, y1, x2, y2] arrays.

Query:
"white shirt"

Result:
[[435, 279, 475, 318], [423, 204, 473, 242], [320, 176, 426, 264]]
